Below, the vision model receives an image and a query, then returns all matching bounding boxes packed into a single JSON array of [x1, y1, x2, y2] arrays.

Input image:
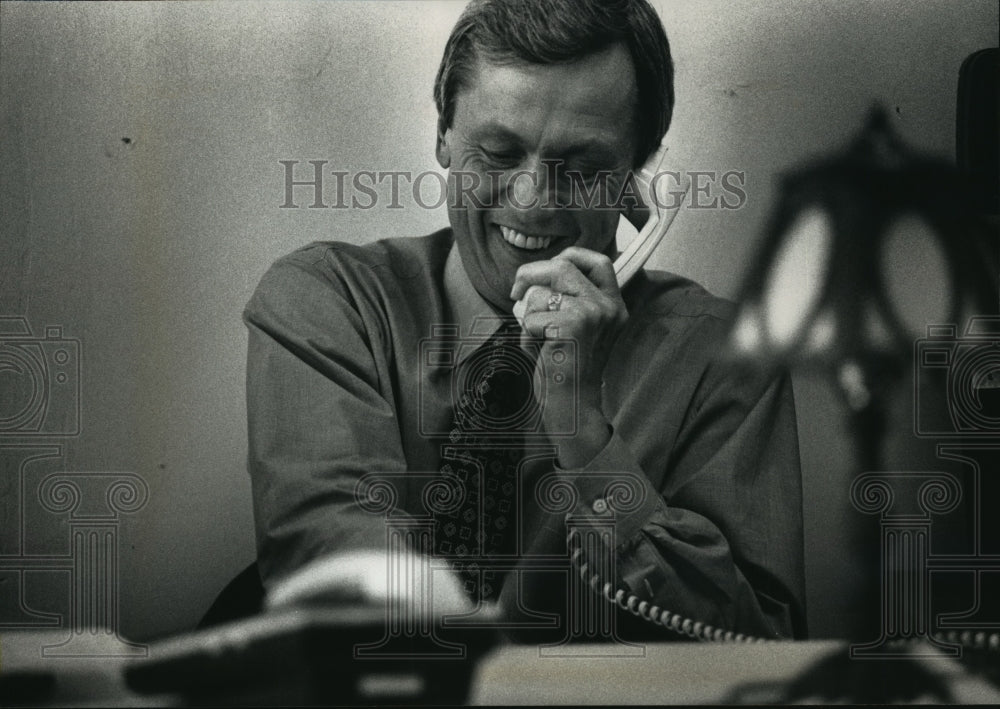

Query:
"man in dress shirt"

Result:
[[244, 0, 807, 640]]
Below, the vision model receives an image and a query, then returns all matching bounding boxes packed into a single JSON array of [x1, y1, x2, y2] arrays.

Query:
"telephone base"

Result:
[[125, 606, 497, 706]]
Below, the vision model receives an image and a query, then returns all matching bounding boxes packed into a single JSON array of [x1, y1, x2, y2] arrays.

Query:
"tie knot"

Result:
[[497, 318, 521, 337]]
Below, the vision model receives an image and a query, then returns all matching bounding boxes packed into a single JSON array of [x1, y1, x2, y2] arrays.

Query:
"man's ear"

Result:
[[435, 117, 451, 169]]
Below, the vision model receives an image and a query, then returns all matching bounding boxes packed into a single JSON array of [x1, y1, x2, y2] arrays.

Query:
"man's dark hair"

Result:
[[433, 0, 674, 168]]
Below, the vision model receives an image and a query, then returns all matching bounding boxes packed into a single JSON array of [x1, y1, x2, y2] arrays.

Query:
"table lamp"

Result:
[[727, 104, 997, 698], [731, 105, 995, 471]]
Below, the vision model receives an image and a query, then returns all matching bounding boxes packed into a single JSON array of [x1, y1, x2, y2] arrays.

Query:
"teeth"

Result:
[[499, 225, 552, 251]]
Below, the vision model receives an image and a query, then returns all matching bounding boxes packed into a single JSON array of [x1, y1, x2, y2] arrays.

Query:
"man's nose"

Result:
[[506, 157, 555, 209]]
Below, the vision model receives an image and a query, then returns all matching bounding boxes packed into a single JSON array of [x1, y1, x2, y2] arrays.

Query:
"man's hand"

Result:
[[510, 247, 628, 469]]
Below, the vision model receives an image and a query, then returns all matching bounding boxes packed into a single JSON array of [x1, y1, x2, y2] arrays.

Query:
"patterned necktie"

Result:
[[433, 319, 537, 602]]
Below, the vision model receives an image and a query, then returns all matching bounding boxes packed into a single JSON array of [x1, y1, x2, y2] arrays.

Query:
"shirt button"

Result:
[[592, 498, 608, 514]]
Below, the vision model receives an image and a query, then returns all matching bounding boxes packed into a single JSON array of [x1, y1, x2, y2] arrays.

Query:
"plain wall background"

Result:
[[1, 0, 996, 642]]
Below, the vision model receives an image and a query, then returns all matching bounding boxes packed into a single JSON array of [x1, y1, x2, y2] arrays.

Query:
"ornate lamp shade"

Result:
[[731, 106, 997, 410], [729, 106, 1000, 671]]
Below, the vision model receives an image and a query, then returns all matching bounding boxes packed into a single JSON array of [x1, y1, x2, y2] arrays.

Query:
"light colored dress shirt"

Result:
[[244, 229, 807, 639]]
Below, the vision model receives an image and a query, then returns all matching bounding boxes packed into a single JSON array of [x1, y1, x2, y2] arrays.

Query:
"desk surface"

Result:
[[471, 640, 1000, 705], [3, 630, 999, 706]]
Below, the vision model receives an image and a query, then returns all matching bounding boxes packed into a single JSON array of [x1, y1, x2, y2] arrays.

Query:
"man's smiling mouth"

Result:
[[498, 225, 553, 251]]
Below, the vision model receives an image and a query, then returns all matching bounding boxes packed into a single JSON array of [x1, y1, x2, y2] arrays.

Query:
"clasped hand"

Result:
[[510, 247, 628, 469]]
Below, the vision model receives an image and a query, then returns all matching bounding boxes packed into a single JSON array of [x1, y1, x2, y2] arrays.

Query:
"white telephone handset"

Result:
[[613, 141, 688, 287], [512, 142, 687, 322]]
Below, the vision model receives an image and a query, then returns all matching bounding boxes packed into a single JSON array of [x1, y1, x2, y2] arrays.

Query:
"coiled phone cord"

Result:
[[567, 529, 770, 643], [569, 530, 1000, 651], [933, 630, 1000, 653]]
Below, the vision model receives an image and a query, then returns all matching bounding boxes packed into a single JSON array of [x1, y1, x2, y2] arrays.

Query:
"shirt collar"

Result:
[[442, 243, 509, 363]]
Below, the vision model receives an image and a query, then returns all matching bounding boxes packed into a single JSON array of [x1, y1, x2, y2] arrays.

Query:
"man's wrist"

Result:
[[554, 408, 613, 469]]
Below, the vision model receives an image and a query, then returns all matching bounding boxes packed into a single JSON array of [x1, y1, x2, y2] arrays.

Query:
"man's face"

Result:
[[437, 43, 638, 313]]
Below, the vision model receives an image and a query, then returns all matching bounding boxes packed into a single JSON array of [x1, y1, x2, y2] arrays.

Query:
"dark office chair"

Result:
[[197, 561, 265, 630]]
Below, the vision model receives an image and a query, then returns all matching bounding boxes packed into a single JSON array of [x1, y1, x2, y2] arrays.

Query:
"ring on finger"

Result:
[[547, 291, 563, 312]]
